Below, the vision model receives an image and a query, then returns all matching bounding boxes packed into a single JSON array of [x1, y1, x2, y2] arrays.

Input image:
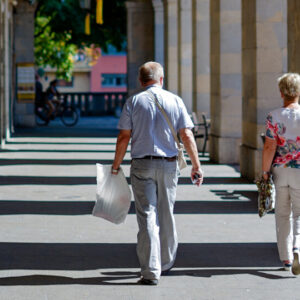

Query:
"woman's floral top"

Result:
[[266, 107, 300, 168]]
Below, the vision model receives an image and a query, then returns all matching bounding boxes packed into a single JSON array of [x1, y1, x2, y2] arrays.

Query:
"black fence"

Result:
[[61, 92, 127, 116]]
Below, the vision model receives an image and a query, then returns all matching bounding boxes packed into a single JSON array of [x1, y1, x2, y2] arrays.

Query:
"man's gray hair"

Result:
[[138, 61, 164, 84]]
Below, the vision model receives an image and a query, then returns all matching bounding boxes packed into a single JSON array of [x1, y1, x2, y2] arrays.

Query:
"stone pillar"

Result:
[[241, 0, 287, 180], [126, 0, 154, 96], [178, 0, 193, 112], [164, 0, 178, 94], [0, 1, 5, 145], [0, 0, 13, 145], [288, 0, 300, 72], [192, 0, 210, 115], [210, 0, 242, 164], [14, 0, 36, 128], [152, 0, 164, 66]]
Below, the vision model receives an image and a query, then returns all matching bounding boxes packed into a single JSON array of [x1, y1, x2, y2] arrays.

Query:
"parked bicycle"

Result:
[[35, 97, 79, 127]]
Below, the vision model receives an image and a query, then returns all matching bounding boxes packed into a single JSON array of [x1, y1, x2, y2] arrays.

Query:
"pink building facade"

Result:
[[90, 49, 127, 93]]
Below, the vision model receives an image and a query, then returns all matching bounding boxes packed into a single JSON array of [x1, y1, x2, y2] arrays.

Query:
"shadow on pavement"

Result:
[[0, 159, 124, 166], [13, 128, 119, 138], [0, 274, 140, 286], [0, 158, 211, 166], [0, 176, 248, 185], [0, 242, 280, 271], [0, 268, 293, 286], [0, 149, 122, 153], [0, 197, 260, 215]]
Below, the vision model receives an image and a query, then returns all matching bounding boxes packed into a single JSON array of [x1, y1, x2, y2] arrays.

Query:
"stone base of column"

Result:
[[15, 103, 35, 128], [240, 144, 262, 181], [210, 135, 241, 164]]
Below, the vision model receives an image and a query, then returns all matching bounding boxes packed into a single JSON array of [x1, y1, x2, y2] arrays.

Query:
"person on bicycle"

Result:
[[46, 79, 61, 119]]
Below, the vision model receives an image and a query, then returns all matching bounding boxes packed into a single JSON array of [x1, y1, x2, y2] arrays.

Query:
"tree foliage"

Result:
[[34, 0, 126, 79]]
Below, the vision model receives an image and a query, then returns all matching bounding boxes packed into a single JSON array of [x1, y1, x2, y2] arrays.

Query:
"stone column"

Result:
[[126, 0, 154, 96], [152, 0, 164, 66], [192, 0, 210, 115], [210, 0, 242, 164], [241, 0, 287, 180], [14, 0, 36, 127], [178, 0, 193, 112], [0, 0, 13, 144], [288, 0, 300, 72], [0, 1, 4, 145], [163, 0, 178, 94]]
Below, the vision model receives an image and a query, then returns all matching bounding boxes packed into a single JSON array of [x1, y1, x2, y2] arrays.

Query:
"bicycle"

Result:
[[35, 97, 79, 127]]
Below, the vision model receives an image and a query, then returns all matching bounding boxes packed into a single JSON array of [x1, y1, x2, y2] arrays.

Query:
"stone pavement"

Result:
[[0, 134, 300, 300]]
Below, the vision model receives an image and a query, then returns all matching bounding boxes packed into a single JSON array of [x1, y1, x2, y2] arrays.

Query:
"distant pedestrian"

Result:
[[262, 73, 300, 274], [112, 61, 204, 285], [35, 74, 45, 107]]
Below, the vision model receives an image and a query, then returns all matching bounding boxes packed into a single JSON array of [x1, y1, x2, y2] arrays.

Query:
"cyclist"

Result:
[[46, 79, 61, 119]]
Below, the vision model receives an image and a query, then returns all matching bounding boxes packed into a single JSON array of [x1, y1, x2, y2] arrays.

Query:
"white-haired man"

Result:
[[112, 61, 203, 285]]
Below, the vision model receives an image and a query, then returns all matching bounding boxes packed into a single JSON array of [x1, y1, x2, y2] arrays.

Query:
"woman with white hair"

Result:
[[262, 73, 300, 274]]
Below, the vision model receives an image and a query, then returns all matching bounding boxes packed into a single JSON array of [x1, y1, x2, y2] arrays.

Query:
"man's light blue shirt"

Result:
[[118, 85, 194, 158]]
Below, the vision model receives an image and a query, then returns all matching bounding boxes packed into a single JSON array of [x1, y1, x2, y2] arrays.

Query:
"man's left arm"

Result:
[[112, 129, 131, 174]]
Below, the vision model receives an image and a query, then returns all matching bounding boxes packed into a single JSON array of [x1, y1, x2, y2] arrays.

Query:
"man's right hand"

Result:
[[191, 168, 204, 186], [111, 166, 120, 175]]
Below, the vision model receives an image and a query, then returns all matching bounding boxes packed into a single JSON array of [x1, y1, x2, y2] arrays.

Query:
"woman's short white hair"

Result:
[[277, 73, 300, 100], [139, 61, 164, 84]]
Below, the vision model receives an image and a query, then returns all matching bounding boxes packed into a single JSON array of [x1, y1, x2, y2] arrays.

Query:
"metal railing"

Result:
[[61, 92, 127, 116]]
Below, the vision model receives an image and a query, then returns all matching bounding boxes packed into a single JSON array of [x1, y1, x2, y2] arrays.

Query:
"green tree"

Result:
[[34, 0, 126, 79]]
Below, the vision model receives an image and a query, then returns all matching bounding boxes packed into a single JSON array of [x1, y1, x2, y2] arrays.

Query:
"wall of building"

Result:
[[90, 53, 127, 93], [41, 72, 91, 94], [42, 51, 127, 94]]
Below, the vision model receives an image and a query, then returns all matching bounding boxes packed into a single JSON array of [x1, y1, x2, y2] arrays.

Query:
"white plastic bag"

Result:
[[92, 164, 131, 224]]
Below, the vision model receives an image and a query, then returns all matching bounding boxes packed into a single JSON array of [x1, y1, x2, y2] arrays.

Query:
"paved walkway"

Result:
[[0, 133, 299, 299]]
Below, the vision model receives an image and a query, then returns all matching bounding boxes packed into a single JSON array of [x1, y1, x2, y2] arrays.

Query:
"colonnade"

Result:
[[0, 0, 299, 181], [126, 0, 299, 180]]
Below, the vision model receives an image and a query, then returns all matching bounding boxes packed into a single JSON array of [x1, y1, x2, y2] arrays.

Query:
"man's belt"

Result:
[[136, 155, 177, 162]]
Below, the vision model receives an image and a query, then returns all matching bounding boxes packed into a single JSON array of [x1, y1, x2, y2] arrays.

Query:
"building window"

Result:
[[57, 77, 74, 87], [101, 74, 126, 87]]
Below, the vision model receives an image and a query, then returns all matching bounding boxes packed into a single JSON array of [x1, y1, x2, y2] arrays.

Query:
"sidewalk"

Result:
[[0, 135, 299, 300], [13, 116, 120, 137]]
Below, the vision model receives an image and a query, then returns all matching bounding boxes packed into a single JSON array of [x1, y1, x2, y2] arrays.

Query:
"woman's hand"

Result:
[[262, 171, 270, 181]]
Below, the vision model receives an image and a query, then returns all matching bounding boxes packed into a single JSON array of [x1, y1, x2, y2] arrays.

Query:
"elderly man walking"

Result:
[[112, 61, 203, 285]]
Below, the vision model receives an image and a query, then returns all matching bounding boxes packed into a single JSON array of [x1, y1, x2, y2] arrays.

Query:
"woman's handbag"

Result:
[[256, 175, 276, 218], [147, 91, 188, 170]]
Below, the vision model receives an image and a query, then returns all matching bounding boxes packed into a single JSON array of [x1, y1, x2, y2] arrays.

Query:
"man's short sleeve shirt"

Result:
[[118, 85, 194, 158]]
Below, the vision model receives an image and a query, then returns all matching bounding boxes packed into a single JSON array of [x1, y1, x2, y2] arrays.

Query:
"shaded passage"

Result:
[[0, 242, 280, 270], [0, 268, 290, 286], [0, 176, 248, 185], [0, 159, 209, 166], [0, 197, 259, 215]]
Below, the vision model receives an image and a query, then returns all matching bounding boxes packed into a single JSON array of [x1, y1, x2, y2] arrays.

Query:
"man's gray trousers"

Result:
[[130, 158, 179, 280]]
